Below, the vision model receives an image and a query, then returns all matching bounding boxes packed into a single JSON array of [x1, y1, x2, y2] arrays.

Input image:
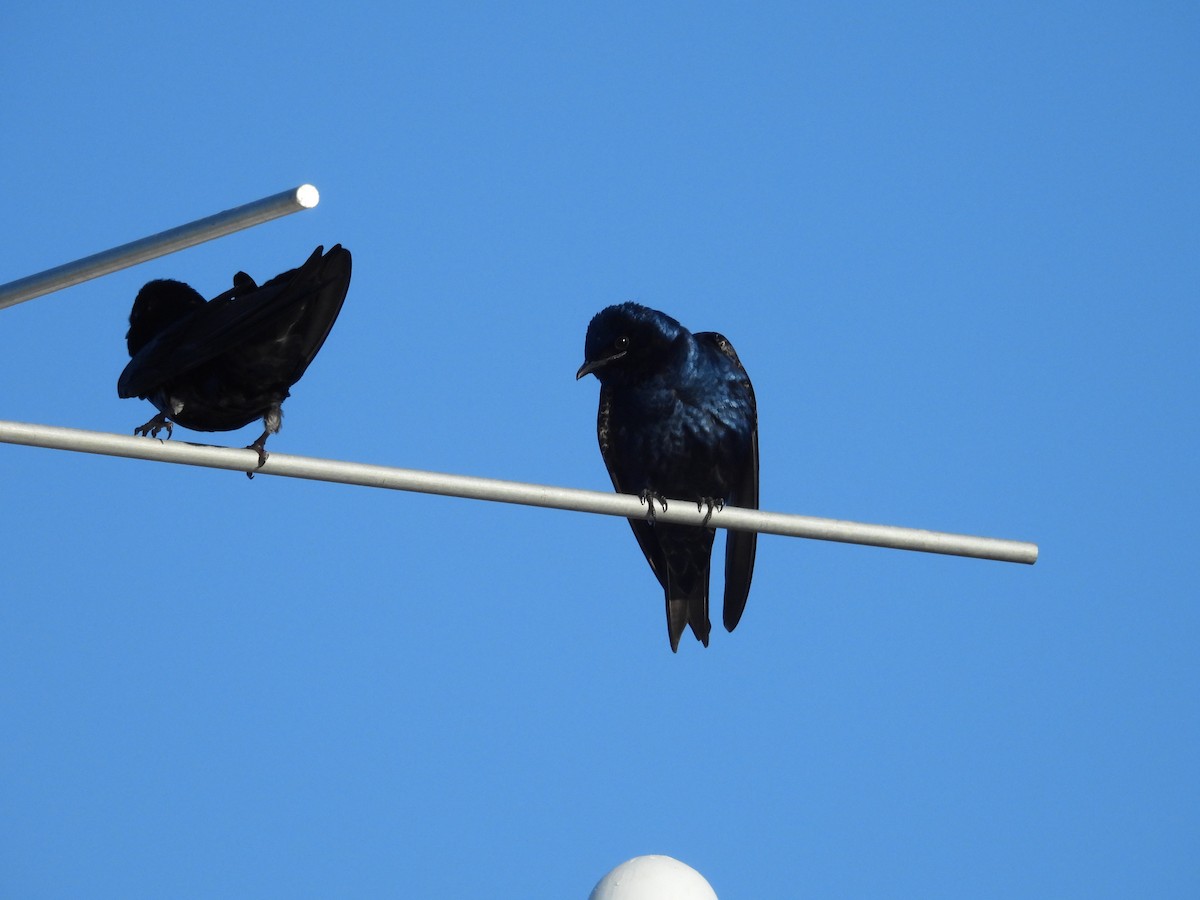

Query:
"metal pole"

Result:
[[0, 184, 320, 310], [0, 419, 1039, 565]]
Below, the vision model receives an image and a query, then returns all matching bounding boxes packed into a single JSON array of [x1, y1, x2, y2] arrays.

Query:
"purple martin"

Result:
[[577, 302, 759, 651], [118, 244, 351, 470]]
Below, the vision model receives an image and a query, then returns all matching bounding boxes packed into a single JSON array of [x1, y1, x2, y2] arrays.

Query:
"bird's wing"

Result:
[[268, 243, 352, 386], [597, 388, 669, 592], [695, 332, 759, 634], [118, 245, 351, 398], [723, 416, 758, 633]]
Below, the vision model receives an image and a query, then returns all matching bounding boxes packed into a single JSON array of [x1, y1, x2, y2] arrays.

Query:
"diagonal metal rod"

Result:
[[0, 184, 320, 310], [0, 419, 1038, 564]]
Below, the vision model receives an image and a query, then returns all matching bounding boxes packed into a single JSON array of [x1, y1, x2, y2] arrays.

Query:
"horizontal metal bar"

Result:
[[0, 184, 320, 310], [0, 419, 1038, 564]]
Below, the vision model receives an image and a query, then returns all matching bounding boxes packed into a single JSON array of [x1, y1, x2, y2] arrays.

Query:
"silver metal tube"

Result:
[[0, 419, 1039, 565], [0, 184, 320, 310]]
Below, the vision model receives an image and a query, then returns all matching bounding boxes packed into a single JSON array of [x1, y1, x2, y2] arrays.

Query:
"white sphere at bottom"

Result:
[[589, 855, 718, 899]]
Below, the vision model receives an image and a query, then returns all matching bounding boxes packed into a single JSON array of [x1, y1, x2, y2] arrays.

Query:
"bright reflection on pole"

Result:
[[0, 419, 1038, 565], [0, 184, 320, 310]]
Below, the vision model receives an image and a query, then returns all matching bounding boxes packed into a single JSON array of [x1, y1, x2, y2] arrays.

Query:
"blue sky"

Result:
[[2, 2, 1196, 896]]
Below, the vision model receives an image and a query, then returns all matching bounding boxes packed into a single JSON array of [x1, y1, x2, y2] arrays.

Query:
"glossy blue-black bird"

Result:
[[577, 302, 759, 651], [118, 244, 351, 470]]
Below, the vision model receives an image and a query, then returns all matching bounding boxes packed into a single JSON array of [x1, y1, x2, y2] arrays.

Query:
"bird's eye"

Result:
[[615, 336, 630, 350]]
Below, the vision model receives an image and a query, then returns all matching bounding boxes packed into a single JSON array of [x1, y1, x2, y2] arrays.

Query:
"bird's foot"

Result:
[[639, 489, 668, 519], [133, 414, 173, 441], [244, 438, 269, 479], [696, 496, 725, 526]]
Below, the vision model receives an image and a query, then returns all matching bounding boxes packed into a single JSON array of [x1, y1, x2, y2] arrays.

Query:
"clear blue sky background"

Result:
[[2, 3, 1196, 897]]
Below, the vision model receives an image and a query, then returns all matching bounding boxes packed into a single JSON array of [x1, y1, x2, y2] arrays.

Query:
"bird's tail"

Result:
[[659, 525, 715, 652], [666, 589, 711, 653]]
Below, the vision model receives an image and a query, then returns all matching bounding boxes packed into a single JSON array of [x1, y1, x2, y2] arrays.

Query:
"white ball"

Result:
[[589, 855, 718, 899]]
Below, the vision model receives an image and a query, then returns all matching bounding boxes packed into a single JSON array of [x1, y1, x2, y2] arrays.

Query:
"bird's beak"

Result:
[[576, 350, 626, 380]]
